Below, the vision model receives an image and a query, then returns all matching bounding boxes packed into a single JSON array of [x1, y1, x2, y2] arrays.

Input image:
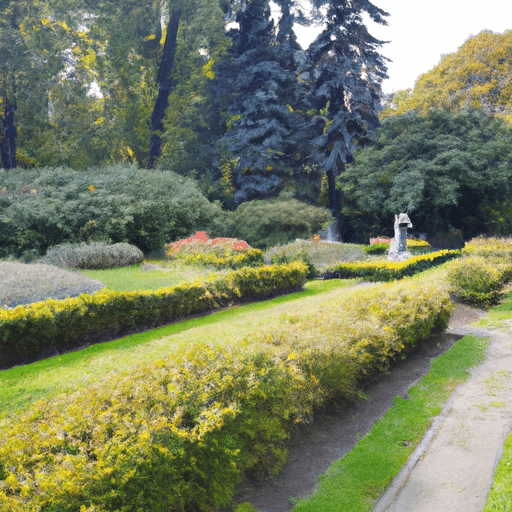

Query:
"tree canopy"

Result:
[[339, 108, 512, 240], [381, 30, 512, 123]]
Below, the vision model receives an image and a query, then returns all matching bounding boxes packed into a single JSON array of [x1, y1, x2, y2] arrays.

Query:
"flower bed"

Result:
[[166, 232, 264, 269]]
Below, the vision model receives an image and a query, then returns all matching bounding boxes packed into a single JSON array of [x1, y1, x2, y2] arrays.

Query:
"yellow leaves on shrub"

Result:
[[328, 249, 460, 281], [0, 262, 308, 368], [0, 271, 452, 511]]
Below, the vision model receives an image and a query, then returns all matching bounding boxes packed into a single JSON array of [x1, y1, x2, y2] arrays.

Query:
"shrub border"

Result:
[[321, 250, 460, 281], [0, 262, 308, 369]]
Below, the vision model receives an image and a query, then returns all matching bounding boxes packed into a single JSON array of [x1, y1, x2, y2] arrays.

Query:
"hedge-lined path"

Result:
[[372, 321, 512, 511], [230, 303, 485, 512]]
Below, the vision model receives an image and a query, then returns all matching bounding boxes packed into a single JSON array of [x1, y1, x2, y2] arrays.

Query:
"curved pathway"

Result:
[[372, 310, 512, 512]]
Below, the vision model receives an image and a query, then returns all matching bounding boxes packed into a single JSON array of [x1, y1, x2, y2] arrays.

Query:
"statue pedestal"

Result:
[[387, 215, 413, 261]]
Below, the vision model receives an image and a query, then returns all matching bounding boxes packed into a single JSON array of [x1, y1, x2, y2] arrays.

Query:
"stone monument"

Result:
[[387, 213, 412, 261]]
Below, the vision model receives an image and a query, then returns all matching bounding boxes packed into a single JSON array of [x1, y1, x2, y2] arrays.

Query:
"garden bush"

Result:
[[225, 198, 334, 249], [40, 242, 144, 269], [0, 275, 452, 512], [323, 250, 460, 281], [0, 165, 223, 258], [446, 256, 505, 306], [363, 243, 389, 255], [0, 262, 308, 369]]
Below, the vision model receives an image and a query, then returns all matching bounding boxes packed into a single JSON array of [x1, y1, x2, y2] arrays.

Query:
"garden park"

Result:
[[3, 0, 512, 509], [2, 226, 512, 511]]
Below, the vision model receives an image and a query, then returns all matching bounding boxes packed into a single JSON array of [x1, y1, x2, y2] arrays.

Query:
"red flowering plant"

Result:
[[165, 232, 263, 269]]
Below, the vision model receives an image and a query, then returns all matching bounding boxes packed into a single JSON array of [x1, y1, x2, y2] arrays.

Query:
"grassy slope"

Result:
[[0, 278, 357, 421]]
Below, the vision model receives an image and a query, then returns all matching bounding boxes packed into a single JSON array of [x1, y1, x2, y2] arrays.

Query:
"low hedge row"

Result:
[[179, 248, 265, 269], [0, 262, 308, 369], [0, 276, 452, 512], [322, 250, 460, 281]]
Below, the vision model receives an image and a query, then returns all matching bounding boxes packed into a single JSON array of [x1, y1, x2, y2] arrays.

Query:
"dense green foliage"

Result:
[[1, 0, 389, 241], [0, 165, 222, 258], [339, 109, 512, 240], [226, 198, 334, 249]]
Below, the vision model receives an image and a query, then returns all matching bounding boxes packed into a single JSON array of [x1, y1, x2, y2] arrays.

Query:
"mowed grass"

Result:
[[79, 260, 220, 291], [0, 278, 358, 421]]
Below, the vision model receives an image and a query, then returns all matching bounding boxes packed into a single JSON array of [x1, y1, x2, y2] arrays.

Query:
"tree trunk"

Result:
[[148, 8, 182, 169], [1, 100, 17, 169], [326, 168, 342, 241]]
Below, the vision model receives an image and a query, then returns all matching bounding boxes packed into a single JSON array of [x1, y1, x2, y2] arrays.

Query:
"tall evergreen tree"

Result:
[[218, 0, 314, 203], [217, 0, 388, 238], [303, 0, 389, 238]]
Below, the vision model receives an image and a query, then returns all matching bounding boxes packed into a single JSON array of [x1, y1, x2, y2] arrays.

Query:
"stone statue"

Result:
[[387, 213, 412, 261]]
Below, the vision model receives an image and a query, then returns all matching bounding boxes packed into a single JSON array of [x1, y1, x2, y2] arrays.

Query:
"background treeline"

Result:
[[2, 0, 512, 246], [0, 165, 332, 260]]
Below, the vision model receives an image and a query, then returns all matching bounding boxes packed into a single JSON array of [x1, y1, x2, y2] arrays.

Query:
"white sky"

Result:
[[295, 0, 512, 94]]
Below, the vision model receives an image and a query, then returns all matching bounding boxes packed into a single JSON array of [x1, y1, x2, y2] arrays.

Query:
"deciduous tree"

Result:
[[339, 109, 512, 239]]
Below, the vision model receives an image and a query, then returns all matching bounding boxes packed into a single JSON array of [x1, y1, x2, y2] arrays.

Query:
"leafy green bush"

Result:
[[363, 243, 389, 255], [226, 198, 334, 249], [40, 242, 144, 269], [0, 165, 223, 258], [447, 256, 505, 306]]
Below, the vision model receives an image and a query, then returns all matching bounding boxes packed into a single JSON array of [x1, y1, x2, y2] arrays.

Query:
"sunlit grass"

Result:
[[79, 260, 218, 291], [0, 278, 358, 421]]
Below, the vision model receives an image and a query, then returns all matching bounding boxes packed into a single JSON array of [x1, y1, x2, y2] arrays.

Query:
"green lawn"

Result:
[[79, 260, 220, 291]]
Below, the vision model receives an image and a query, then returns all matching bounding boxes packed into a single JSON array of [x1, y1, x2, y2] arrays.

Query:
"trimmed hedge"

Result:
[[0, 276, 452, 512], [0, 262, 308, 369], [322, 250, 460, 281]]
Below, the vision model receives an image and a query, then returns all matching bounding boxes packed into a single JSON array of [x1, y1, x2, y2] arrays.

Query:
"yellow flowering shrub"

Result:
[[0, 276, 451, 512], [324, 249, 460, 281], [447, 256, 505, 306], [0, 262, 308, 369]]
